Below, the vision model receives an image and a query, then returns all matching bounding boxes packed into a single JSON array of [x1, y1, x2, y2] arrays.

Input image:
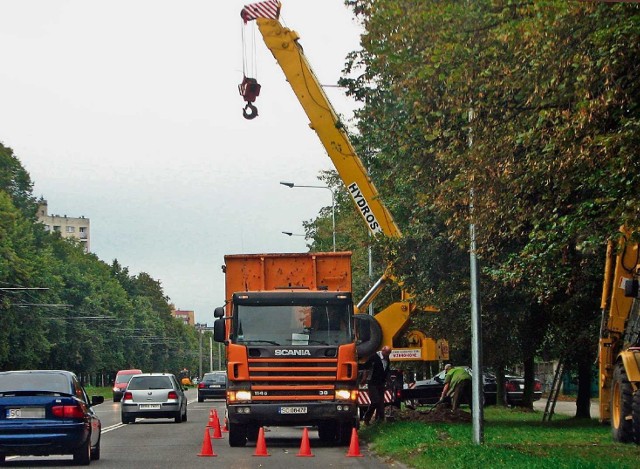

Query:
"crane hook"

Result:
[[238, 76, 261, 120], [242, 102, 258, 120]]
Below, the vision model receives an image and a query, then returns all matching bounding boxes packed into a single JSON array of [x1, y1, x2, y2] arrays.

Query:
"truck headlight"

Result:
[[335, 389, 353, 401], [229, 391, 251, 402]]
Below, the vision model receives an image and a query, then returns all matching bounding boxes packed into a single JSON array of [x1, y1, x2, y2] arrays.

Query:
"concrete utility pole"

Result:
[[468, 107, 484, 445]]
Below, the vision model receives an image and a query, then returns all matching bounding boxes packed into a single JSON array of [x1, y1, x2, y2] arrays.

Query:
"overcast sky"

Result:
[[0, 0, 363, 324]]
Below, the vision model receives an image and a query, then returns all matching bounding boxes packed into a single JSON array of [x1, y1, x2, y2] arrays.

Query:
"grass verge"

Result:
[[359, 407, 640, 469]]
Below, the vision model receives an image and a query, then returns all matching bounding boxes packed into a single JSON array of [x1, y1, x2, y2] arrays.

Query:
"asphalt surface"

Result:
[[533, 397, 600, 419]]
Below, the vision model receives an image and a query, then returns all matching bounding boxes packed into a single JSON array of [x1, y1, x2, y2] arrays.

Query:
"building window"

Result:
[[66, 226, 76, 233], [53, 226, 61, 232], [79, 227, 86, 233], [44, 225, 51, 232]]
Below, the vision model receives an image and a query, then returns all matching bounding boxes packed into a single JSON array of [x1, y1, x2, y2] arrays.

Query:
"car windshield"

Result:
[[233, 304, 352, 346], [128, 376, 173, 390], [115, 374, 136, 384], [204, 373, 226, 383], [0, 372, 70, 394]]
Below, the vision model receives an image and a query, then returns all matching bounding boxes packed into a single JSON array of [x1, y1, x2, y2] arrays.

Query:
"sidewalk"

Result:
[[533, 398, 600, 419]]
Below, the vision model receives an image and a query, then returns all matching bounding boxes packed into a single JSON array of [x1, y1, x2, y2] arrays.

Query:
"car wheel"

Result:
[[174, 410, 183, 423], [198, 396, 204, 403], [113, 395, 121, 403], [0, 453, 6, 463], [90, 437, 101, 461], [228, 422, 248, 447], [73, 437, 91, 466], [182, 406, 188, 422], [121, 414, 134, 424]]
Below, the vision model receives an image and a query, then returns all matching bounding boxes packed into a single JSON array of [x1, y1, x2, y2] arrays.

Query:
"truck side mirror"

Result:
[[214, 306, 225, 318], [213, 318, 226, 343]]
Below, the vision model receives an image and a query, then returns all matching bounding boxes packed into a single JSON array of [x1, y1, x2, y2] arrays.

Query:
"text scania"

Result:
[[274, 349, 312, 356], [348, 182, 383, 234]]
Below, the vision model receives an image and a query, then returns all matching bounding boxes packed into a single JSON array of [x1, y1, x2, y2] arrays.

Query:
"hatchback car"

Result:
[[0, 370, 104, 465], [197, 371, 227, 402], [121, 373, 187, 424]]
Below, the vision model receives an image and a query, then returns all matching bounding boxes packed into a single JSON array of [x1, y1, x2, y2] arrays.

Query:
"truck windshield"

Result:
[[233, 304, 352, 346]]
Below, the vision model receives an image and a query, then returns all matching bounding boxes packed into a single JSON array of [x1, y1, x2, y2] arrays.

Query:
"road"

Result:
[[533, 397, 600, 419], [2, 389, 402, 468]]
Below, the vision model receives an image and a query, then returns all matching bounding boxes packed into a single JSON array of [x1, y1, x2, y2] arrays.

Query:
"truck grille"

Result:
[[247, 357, 341, 400]]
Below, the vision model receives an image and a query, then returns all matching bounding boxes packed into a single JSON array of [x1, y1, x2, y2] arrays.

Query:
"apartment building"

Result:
[[37, 200, 90, 252], [172, 309, 195, 326]]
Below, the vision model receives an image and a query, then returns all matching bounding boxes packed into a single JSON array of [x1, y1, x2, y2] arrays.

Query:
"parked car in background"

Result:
[[404, 367, 497, 406], [504, 374, 543, 406], [405, 367, 542, 407], [197, 371, 227, 402], [112, 369, 142, 402], [0, 370, 104, 465], [121, 373, 187, 424]]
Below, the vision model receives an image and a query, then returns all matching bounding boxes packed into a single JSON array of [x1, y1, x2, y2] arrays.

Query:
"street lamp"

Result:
[[280, 181, 336, 251], [281, 231, 305, 237]]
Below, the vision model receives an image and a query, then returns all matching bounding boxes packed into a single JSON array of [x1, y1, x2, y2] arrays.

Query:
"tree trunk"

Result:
[[521, 355, 535, 409], [495, 363, 507, 407], [575, 353, 593, 419]]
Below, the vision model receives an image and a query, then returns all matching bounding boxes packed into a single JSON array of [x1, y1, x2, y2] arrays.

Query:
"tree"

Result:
[[341, 0, 640, 412]]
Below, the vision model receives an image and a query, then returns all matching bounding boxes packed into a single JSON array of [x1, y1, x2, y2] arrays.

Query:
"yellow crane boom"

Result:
[[239, 1, 447, 362]]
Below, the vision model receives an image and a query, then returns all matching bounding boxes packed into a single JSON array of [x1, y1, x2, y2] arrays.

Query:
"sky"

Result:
[[0, 0, 363, 325]]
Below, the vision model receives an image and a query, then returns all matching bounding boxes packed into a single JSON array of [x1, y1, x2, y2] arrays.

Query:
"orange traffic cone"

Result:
[[296, 427, 314, 457], [253, 427, 270, 457], [206, 409, 215, 428], [197, 427, 217, 457], [346, 427, 364, 457], [221, 417, 229, 433], [211, 413, 223, 439]]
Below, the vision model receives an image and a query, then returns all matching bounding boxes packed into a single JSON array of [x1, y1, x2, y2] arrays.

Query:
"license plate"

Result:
[[209, 385, 221, 388], [139, 404, 161, 410], [6, 407, 45, 419], [279, 406, 307, 414]]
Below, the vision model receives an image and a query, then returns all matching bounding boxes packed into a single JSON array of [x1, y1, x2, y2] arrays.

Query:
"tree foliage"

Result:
[[0, 141, 201, 378], [301, 0, 640, 409]]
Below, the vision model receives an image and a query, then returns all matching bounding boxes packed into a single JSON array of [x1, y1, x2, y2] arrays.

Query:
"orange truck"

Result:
[[213, 252, 379, 447]]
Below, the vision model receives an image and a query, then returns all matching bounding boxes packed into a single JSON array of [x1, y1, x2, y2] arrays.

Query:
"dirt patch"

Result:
[[391, 405, 473, 423]]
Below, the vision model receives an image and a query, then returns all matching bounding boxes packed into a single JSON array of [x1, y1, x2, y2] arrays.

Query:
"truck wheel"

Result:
[[317, 421, 337, 443], [632, 389, 640, 445], [612, 363, 634, 443], [228, 422, 248, 447], [337, 421, 354, 446], [247, 424, 260, 442]]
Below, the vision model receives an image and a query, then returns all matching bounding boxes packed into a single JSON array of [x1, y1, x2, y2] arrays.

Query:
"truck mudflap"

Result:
[[227, 401, 356, 426]]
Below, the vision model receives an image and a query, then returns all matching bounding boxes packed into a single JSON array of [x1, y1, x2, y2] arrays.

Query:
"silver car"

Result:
[[120, 373, 187, 424]]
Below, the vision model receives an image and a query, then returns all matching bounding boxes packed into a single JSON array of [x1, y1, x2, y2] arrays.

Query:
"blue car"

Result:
[[0, 370, 104, 465]]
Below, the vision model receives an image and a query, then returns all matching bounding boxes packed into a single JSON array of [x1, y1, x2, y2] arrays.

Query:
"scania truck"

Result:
[[213, 252, 378, 446]]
